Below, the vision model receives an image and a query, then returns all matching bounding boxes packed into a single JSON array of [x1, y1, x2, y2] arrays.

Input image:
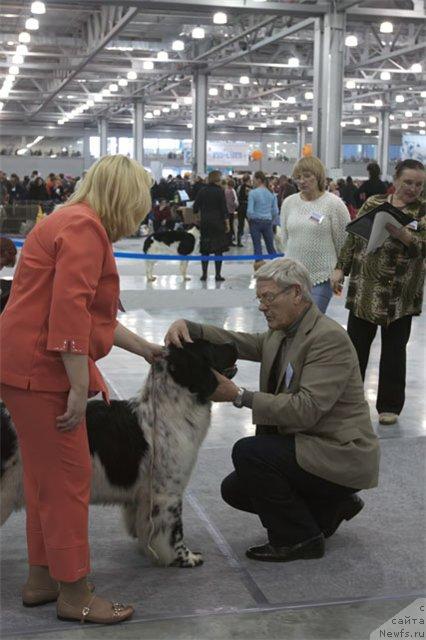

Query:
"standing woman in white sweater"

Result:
[[280, 157, 350, 313]]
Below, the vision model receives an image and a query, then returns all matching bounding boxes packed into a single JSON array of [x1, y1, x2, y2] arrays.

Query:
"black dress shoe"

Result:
[[200, 275, 207, 281], [215, 275, 225, 282], [246, 534, 325, 562], [321, 495, 364, 538]]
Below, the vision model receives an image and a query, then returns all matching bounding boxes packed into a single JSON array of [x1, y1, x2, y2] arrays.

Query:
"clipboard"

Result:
[[346, 201, 415, 253]]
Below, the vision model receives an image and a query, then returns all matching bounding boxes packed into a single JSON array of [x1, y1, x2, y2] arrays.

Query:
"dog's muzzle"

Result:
[[222, 365, 238, 379]]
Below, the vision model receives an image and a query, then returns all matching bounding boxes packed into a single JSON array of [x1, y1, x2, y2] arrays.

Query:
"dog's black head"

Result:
[[163, 339, 238, 403]]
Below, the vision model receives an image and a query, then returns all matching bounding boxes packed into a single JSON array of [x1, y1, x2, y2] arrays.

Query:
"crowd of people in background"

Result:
[[0, 170, 80, 205]]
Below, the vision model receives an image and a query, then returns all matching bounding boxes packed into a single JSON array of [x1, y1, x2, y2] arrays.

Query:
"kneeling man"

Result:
[[165, 258, 380, 562]]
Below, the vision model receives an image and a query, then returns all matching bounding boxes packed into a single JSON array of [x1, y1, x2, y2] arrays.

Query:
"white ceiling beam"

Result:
[[28, 7, 139, 118]]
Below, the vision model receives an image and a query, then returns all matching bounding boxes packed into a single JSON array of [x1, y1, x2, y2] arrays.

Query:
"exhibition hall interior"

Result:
[[0, 1, 425, 639]]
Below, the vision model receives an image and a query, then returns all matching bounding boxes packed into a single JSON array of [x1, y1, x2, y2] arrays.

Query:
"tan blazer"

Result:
[[187, 304, 380, 490]]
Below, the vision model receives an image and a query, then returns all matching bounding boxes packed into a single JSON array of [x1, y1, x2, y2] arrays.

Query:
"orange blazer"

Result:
[[0, 202, 119, 398]]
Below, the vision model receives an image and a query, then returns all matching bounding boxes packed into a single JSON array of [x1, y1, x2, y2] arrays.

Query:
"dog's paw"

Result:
[[147, 276, 157, 282], [170, 551, 203, 568], [183, 276, 191, 281]]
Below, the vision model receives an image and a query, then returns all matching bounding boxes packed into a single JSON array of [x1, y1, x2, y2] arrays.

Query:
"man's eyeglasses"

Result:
[[255, 286, 293, 306]]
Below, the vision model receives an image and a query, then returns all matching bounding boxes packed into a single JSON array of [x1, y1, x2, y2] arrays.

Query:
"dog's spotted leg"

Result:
[[122, 502, 138, 539], [138, 495, 203, 567], [179, 260, 191, 281]]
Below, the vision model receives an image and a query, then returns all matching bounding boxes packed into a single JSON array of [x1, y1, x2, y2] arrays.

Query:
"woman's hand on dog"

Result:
[[57, 387, 88, 431], [142, 342, 164, 364], [209, 370, 239, 402], [164, 320, 193, 348]]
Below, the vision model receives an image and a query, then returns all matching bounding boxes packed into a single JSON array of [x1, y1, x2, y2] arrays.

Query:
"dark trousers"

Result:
[[221, 435, 357, 546], [347, 311, 412, 414], [201, 252, 222, 277], [237, 206, 247, 242]]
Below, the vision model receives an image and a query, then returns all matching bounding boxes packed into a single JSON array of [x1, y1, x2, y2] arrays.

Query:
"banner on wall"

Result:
[[402, 134, 426, 163], [206, 141, 250, 167]]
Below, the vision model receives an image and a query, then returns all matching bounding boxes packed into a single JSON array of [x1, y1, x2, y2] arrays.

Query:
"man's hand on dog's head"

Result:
[[165, 319, 193, 348], [209, 370, 239, 402]]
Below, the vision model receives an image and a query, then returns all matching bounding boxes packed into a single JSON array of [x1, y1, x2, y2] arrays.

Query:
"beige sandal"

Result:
[[22, 581, 95, 607], [57, 594, 134, 624]]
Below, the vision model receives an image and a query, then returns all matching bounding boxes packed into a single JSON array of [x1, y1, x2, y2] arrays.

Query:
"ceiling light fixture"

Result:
[[127, 70, 137, 80], [410, 63, 422, 73], [395, 94, 404, 103], [16, 44, 28, 55], [374, 99, 383, 107], [143, 60, 154, 70], [224, 82, 233, 91], [213, 11, 227, 25], [346, 80, 356, 89], [288, 57, 299, 67], [157, 50, 169, 61], [172, 40, 185, 51], [239, 75, 250, 84], [304, 91, 313, 100], [208, 87, 218, 96], [18, 32, 31, 43], [380, 21, 393, 34], [30, 1, 46, 14], [25, 17, 39, 30], [345, 35, 358, 47], [380, 71, 391, 80], [118, 78, 128, 87], [192, 27, 205, 39]]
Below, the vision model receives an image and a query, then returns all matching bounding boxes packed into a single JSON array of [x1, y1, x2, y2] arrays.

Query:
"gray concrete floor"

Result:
[[1, 236, 425, 640]]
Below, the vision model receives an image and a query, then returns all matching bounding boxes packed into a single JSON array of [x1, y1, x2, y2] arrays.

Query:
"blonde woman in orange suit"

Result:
[[0, 155, 162, 625]]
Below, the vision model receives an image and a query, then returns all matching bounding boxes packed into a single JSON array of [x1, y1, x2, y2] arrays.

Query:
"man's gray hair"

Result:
[[254, 258, 313, 301]]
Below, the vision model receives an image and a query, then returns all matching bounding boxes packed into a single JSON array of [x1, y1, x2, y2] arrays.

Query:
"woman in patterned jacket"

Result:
[[331, 159, 425, 426]]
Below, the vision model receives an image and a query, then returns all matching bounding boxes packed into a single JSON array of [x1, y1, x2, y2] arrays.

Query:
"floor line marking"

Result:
[[2, 592, 424, 638], [187, 491, 270, 605]]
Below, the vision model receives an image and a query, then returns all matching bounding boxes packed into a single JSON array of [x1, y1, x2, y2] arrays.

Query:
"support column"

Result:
[[378, 110, 390, 181], [133, 98, 145, 164], [83, 132, 91, 170], [192, 70, 208, 175], [311, 18, 323, 157], [297, 124, 306, 159], [312, 12, 345, 172], [98, 117, 108, 156]]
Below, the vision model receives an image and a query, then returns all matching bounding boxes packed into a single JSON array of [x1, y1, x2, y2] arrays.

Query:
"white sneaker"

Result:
[[379, 412, 398, 425]]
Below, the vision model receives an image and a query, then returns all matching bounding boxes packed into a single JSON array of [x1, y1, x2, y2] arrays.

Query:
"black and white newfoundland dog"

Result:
[[0, 339, 237, 568], [143, 226, 200, 282]]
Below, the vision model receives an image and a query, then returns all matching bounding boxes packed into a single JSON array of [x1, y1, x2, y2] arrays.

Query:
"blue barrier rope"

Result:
[[9, 237, 283, 262]]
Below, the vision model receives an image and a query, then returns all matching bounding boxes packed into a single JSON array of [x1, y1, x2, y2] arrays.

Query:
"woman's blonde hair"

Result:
[[60, 155, 153, 241], [292, 156, 326, 192]]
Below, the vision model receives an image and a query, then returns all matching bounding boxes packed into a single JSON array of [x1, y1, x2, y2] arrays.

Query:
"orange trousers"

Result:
[[1, 384, 91, 582]]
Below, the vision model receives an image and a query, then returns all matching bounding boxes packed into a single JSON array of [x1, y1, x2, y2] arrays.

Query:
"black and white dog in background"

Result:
[[1, 340, 237, 568], [143, 226, 200, 282]]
